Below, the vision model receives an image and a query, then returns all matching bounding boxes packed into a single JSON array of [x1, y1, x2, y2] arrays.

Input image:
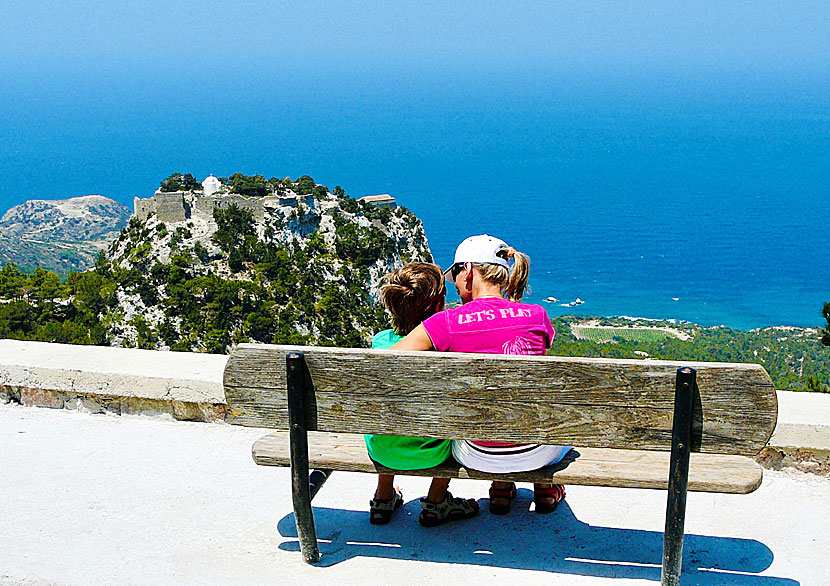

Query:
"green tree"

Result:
[[192, 241, 210, 263], [131, 315, 158, 349], [160, 173, 201, 192], [805, 375, 829, 393], [228, 173, 269, 197], [0, 263, 27, 300], [822, 302, 830, 346], [0, 301, 35, 337], [26, 267, 63, 302], [295, 175, 315, 195], [181, 173, 201, 190], [160, 173, 183, 192], [66, 271, 115, 318], [212, 205, 258, 271]]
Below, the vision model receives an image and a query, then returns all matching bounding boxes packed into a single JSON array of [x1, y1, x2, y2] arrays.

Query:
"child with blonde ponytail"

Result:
[[392, 235, 570, 515]]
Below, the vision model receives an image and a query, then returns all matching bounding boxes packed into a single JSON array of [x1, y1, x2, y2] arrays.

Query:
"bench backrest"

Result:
[[223, 344, 777, 456]]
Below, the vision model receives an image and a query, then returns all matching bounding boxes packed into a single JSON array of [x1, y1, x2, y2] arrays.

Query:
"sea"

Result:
[[1, 70, 828, 330]]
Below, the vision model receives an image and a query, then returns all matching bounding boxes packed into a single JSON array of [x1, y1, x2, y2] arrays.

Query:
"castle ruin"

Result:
[[133, 190, 314, 224]]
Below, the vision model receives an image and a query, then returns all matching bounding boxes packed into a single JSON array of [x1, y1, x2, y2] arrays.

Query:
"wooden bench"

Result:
[[223, 344, 777, 586]]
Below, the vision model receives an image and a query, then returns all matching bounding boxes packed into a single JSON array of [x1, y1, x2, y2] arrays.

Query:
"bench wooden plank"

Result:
[[251, 431, 764, 494], [224, 344, 777, 456]]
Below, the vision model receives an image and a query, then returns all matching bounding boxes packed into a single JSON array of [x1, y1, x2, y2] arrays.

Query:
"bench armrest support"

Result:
[[662, 367, 696, 586], [288, 352, 321, 564]]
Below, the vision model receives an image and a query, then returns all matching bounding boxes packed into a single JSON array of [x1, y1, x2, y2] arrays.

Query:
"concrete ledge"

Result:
[[0, 339, 227, 421], [762, 390, 830, 475]]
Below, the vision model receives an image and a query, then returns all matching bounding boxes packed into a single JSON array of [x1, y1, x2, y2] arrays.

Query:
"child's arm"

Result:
[[390, 324, 434, 351]]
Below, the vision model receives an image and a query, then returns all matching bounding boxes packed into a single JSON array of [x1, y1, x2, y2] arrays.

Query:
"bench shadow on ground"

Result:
[[277, 490, 797, 585]]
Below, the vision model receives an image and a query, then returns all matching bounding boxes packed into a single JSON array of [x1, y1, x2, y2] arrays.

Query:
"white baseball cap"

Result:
[[444, 234, 511, 279]]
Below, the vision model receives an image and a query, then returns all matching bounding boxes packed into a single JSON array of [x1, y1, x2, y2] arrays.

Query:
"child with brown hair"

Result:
[[365, 262, 479, 526]]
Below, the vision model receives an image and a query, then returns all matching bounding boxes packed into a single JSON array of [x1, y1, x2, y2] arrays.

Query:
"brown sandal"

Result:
[[488, 482, 517, 515]]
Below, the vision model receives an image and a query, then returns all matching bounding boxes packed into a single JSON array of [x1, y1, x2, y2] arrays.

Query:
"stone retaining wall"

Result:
[[2, 338, 828, 475], [0, 339, 227, 422], [760, 391, 830, 475]]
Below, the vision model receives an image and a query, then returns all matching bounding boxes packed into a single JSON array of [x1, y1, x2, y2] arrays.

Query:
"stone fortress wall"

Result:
[[134, 174, 395, 225], [133, 190, 315, 224]]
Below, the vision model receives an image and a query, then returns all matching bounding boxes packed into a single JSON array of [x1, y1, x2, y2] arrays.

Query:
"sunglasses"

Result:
[[449, 263, 466, 280]]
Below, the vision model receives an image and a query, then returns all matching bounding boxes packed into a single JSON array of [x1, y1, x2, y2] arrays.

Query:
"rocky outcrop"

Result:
[[103, 183, 432, 351], [0, 195, 131, 274]]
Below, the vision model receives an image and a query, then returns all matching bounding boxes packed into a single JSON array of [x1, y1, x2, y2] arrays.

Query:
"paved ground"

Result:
[[1, 403, 828, 586]]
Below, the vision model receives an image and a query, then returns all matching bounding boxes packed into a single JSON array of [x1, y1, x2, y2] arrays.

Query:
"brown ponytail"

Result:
[[378, 263, 446, 335]]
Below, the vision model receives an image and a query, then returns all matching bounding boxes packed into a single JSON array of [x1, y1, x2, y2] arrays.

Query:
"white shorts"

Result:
[[451, 440, 572, 474]]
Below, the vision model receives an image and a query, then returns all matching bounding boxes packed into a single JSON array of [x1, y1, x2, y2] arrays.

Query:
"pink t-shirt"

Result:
[[422, 297, 555, 355], [423, 297, 555, 451]]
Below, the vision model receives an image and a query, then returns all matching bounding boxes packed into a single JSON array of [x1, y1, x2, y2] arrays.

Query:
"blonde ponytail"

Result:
[[503, 250, 530, 301], [475, 247, 531, 302]]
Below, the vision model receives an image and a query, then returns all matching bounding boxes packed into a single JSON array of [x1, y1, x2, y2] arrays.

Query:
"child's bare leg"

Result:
[[425, 477, 451, 502], [374, 474, 396, 500], [370, 474, 403, 525]]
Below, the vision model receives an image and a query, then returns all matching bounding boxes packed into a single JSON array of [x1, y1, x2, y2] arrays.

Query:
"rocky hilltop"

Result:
[[99, 178, 431, 350], [0, 195, 131, 274], [0, 175, 432, 351]]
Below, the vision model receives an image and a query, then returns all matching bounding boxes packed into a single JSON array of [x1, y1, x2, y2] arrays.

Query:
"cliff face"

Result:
[[101, 185, 432, 351], [0, 195, 131, 274]]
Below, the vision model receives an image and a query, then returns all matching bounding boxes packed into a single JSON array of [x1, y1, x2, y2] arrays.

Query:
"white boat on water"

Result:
[[544, 296, 558, 303]]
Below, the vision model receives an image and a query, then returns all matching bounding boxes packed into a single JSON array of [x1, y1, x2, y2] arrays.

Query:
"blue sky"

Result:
[[2, 1, 828, 82], [1, 2, 828, 209]]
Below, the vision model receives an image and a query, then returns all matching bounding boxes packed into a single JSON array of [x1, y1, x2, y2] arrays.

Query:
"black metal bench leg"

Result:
[[287, 352, 320, 564], [661, 367, 696, 586]]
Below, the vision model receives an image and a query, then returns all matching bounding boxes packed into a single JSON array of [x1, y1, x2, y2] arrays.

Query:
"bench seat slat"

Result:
[[251, 431, 764, 494], [225, 344, 777, 456]]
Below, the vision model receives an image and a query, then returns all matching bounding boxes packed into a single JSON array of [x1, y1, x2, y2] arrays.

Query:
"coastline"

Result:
[[545, 311, 824, 335], [549, 315, 828, 393]]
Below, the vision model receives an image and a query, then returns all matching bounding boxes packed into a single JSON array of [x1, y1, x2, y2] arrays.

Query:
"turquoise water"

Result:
[[1, 71, 828, 329]]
